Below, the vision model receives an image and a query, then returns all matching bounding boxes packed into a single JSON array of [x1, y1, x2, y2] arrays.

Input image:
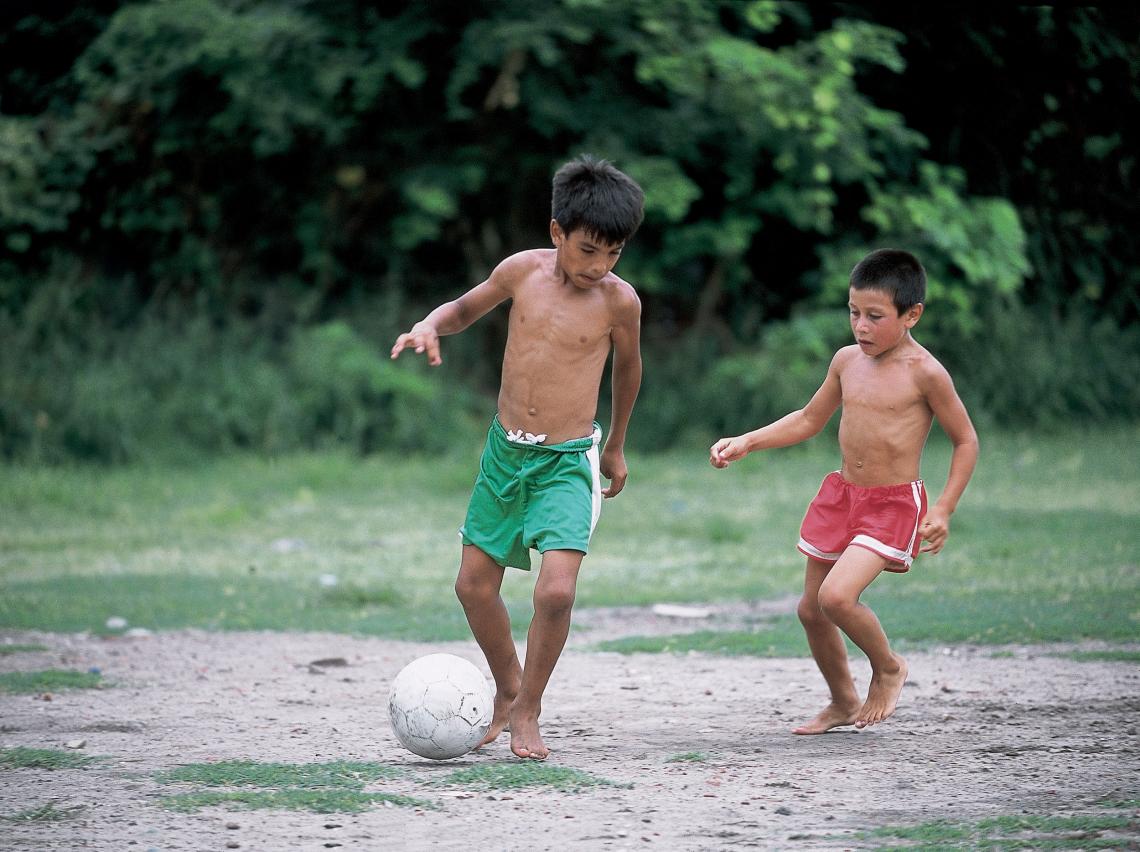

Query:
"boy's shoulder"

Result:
[[494, 248, 553, 277], [604, 270, 640, 308], [833, 339, 951, 383]]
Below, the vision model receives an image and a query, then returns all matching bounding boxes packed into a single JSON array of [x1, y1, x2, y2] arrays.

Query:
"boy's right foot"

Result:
[[792, 700, 862, 735], [508, 707, 549, 760]]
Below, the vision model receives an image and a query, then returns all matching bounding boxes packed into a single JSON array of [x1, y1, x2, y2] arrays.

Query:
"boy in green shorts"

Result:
[[390, 156, 645, 759]]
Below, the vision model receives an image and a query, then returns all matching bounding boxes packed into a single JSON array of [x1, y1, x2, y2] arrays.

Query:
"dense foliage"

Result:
[[1, 2, 1137, 461]]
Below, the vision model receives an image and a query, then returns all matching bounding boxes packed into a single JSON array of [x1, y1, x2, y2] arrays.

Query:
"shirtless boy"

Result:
[[390, 156, 644, 759], [710, 248, 978, 734]]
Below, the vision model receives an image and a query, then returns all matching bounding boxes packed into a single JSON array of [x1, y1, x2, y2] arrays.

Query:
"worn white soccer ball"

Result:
[[387, 653, 493, 760]]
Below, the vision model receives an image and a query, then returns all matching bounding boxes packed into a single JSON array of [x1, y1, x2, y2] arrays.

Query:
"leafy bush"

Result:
[[941, 300, 1140, 430], [629, 302, 1140, 451], [0, 279, 481, 463]]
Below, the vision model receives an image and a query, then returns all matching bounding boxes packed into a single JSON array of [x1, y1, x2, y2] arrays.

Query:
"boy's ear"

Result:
[[550, 219, 564, 246], [904, 302, 924, 328]]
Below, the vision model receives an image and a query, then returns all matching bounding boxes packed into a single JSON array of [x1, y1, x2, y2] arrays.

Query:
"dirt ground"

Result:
[[2, 604, 1138, 851]]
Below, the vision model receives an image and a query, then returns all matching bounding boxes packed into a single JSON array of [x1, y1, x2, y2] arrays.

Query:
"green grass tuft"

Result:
[[159, 789, 431, 813], [438, 762, 631, 792], [156, 760, 404, 788], [2, 802, 87, 822], [1051, 650, 1140, 663], [867, 811, 1139, 849], [0, 669, 103, 694], [665, 752, 709, 763], [0, 747, 96, 770], [154, 759, 430, 813], [0, 643, 48, 656]]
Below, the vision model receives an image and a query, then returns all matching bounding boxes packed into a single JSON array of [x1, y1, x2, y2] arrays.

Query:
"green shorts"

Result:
[[460, 417, 603, 571]]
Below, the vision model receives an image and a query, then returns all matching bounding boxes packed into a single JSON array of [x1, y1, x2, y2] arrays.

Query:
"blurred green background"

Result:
[[2, 2, 1137, 463]]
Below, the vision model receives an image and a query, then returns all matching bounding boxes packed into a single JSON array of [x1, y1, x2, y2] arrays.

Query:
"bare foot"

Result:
[[855, 654, 908, 729], [508, 707, 549, 760], [792, 700, 862, 735], [475, 688, 516, 749]]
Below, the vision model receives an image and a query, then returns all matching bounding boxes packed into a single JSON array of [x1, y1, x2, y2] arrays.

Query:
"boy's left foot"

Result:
[[508, 707, 549, 760], [474, 684, 519, 749], [855, 654, 908, 729]]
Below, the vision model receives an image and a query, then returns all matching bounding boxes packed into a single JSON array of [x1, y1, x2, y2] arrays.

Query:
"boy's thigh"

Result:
[[526, 455, 600, 556], [820, 545, 893, 600]]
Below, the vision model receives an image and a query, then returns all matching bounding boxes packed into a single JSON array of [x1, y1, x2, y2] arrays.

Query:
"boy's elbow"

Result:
[[799, 411, 828, 437]]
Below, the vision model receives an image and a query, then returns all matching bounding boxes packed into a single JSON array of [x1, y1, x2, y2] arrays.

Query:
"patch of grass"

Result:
[[1100, 798, 1140, 810], [320, 582, 405, 608], [2, 802, 87, 822], [0, 643, 48, 655], [155, 759, 431, 813], [0, 747, 96, 769], [867, 812, 1139, 850], [159, 789, 431, 814], [0, 669, 103, 694], [1052, 650, 1140, 663], [1, 429, 1137, 644], [156, 760, 403, 788], [665, 752, 709, 763], [864, 582, 1139, 645], [0, 574, 475, 640], [596, 617, 809, 657], [438, 762, 630, 792]]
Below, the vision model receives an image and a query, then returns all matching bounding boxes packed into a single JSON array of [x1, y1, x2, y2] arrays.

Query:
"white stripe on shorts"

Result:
[[586, 427, 602, 537]]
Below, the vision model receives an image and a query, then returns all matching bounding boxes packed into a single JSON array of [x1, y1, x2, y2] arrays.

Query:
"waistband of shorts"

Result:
[[827, 470, 924, 496], [491, 416, 601, 453]]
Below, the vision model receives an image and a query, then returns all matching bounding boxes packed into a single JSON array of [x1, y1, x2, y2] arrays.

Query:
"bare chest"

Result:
[[508, 286, 613, 355], [839, 359, 926, 417]]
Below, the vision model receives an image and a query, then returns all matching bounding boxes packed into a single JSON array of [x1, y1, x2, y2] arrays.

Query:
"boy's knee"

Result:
[[533, 581, 576, 615], [797, 596, 825, 626], [454, 574, 490, 608], [817, 587, 856, 620]]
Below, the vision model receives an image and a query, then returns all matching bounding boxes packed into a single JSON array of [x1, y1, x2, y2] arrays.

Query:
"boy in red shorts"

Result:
[[710, 248, 978, 734]]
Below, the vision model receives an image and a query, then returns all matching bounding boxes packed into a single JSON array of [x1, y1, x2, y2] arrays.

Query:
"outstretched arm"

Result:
[[600, 291, 642, 498], [709, 350, 845, 468], [390, 266, 514, 365], [917, 363, 979, 553]]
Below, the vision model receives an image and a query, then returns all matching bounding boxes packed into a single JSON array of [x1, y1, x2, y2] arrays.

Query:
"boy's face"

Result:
[[848, 286, 922, 357], [550, 220, 624, 289]]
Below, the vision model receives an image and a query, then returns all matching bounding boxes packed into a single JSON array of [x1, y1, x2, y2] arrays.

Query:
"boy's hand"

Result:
[[390, 323, 442, 366], [600, 446, 628, 498], [709, 437, 747, 469], [919, 506, 951, 554]]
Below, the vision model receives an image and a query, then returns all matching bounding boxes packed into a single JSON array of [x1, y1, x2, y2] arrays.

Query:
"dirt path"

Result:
[[2, 616, 1138, 850]]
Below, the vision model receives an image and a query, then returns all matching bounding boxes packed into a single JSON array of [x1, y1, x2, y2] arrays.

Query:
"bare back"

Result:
[[497, 250, 637, 443], [835, 339, 938, 486]]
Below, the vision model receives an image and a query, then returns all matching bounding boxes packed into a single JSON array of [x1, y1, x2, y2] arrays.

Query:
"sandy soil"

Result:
[[1, 605, 1138, 851]]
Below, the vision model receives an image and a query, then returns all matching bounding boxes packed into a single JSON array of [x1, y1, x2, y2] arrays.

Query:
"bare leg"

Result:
[[454, 545, 521, 747], [509, 548, 583, 760], [793, 557, 862, 734], [817, 546, 908, 729]]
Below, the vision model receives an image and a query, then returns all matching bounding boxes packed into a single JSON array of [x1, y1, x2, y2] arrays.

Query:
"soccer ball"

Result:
[[387, 653, 493, 760]]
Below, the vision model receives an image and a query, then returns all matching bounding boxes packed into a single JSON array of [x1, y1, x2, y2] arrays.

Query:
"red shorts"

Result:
[[797, 471, 928, 573]]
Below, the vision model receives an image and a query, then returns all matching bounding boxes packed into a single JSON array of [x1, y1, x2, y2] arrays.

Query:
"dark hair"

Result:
[[850, 248, 927, 313], [551, 155, 645, 245]]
